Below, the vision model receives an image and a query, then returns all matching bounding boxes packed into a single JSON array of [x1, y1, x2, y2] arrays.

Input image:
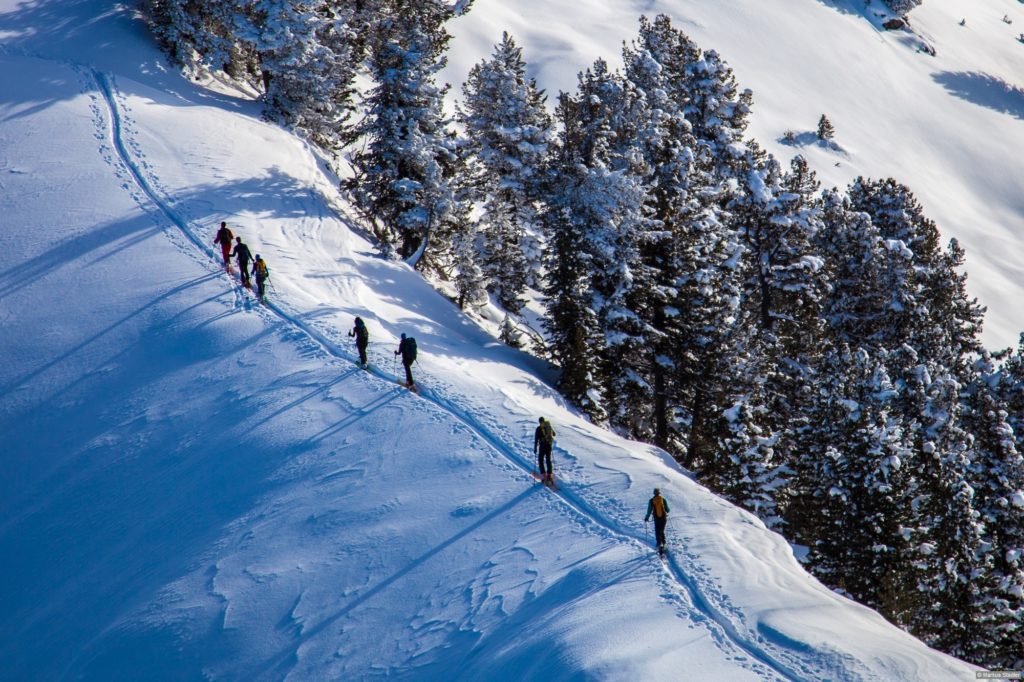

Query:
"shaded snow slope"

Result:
[[445, 0, 1024, 350], [0, 1, 980, 680]]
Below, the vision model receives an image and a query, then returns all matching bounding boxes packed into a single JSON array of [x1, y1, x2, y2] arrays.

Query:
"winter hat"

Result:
[[538, 417, 545, 424], [653, 488, 661, 495]]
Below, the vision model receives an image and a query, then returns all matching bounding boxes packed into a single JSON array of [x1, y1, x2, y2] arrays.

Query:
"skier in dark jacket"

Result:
[[232, 237, 253, 288], [645, 488, 671, 556], [534, 417, 555, 484], [349, 317, 369, 366], [251, 255, 269, 300], [395, 333, 416, 387], [214, 221, 233, 266]]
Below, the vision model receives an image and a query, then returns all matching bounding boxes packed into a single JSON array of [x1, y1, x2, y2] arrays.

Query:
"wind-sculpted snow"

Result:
[[0, 1, 982, 680]]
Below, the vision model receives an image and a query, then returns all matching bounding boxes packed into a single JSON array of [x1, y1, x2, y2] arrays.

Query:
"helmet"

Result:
[[255, 254, 261, 260], [653, 488, 661, 495]]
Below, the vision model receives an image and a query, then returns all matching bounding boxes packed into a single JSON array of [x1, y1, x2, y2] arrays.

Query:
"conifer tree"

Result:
[[459, 32, 553, 306], [348, 0, 458, 267], [966, 353, 1024, 666], [145, 0, 245, 74], [622, 14, 742, 458], [816, 114, 835, 142], [452, 226, 488, 311], [846, 178, 984, 367], [703, 341, 783, 524], [238, 0, 358, 149], [477, 199, 529, 312], [717, 146, 827, 517], [795, 345, 915, 616], [683, 46, 753, 157], [902, 363, 993, 661], [540, 92, 607, 424], [816, 189, 892, 347], [883, 0, 922, 16]]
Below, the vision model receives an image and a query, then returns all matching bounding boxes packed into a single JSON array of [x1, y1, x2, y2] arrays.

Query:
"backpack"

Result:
[[355, 319, 368, 344], [217, 226, 233, 244], [254, 259, 268, 278], [539, 420, 554, 445], [402, 336, 417, 363], [651, 495, 666, 518]]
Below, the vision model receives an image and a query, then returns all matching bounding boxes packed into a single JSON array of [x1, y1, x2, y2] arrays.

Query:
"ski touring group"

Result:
[[215, 221, 270, 302], [214, 221, 671, 558]]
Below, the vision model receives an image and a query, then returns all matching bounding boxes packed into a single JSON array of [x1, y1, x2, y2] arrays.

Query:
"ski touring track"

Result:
[[89, 68, 861, 682]]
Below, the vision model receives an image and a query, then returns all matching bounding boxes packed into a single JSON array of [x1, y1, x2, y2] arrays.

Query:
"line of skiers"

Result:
[[535, 416, 670, 555], [214, 221, 269, 301], [346, 318, 418, 389], [217, 222, 668, 555]]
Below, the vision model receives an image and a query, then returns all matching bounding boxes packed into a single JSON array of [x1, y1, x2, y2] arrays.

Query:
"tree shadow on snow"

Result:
[[0, 0, 259, 116], [932, 71, 1024, 121]]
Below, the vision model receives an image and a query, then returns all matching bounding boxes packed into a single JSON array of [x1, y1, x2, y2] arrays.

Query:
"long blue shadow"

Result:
[[256, 486, 542, 678], [933, 70, 1024, 121]]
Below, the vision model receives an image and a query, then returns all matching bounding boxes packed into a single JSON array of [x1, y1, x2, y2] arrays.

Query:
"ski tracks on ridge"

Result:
[[88, 68, 862, 682]]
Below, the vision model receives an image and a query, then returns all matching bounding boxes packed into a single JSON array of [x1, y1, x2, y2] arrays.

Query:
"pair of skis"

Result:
[[531, 470, 559, 490], [227, 263, 267, 303]]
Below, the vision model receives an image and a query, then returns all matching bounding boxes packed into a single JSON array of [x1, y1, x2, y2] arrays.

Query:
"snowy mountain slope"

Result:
[[0, 1, 982, 680], [444, 0, 1024, 350]]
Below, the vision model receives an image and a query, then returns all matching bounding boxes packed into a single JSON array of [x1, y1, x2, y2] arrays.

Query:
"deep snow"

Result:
[[0, 0, 1000, 679]]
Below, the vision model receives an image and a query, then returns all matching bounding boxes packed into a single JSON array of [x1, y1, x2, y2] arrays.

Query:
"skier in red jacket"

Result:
[[214, 221, 233, 266]]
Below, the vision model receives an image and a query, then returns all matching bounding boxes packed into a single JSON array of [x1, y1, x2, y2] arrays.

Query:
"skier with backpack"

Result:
[[534, 417, 556, 485], [232, 236, 254, 289], [252, 255, 269, 301], [214, 221, 234, 267], [349, 317, 369, 367], [395, 333, 417, 387], [645, 488, 671, 557]]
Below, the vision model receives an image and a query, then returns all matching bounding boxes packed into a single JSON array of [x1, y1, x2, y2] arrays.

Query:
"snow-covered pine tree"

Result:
[[793, 345, 916, 617], [883, 0, 922, 16], [901, 362, 994, 661], [703, 340, 783, 524], [998, 336, 1024, 465], [234, 0, 358, 150], [714, 145, 827, 520], [816, 114, 835, 142], [144, 0, 247, 75], [964, 352, 1024, 667], [846, 177, 984, 367], [459, 32, 553, 305], [452, 225, 488, 311], [540, 92, 608, 424], [622, 14, 742, 459], [542, 62, 653, 428], [682, 44, 753, 159], [477, 198, 528, 313], [347, 0, 458, 268]]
